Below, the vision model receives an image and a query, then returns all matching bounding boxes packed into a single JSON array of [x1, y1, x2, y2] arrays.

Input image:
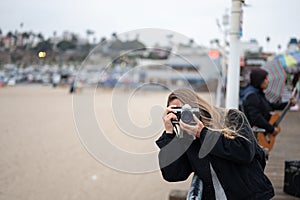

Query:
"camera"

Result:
[[171, 104, 201, 125]]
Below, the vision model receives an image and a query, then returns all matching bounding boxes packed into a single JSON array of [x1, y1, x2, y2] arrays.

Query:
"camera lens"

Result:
[[181, 110, 193, 124]]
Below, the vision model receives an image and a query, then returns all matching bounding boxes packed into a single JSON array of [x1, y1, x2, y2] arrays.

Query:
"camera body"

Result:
[[171, 104, 201, 125]]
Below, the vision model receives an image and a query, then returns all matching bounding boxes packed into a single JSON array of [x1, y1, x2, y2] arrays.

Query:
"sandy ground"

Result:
[[0, 85, 217, 200]]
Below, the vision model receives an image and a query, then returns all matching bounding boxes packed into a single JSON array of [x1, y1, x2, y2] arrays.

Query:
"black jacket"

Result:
[[242, 86, 287, 133], [156, 109, 274, 200]]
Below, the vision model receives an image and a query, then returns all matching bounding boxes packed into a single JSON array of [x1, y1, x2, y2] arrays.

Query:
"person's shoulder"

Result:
[[228, 108, 241, 114], [227, 108, 247, 121], [240, 84, 259, 100], [245, 85, 259, 95], [225, 108, 239, 119]]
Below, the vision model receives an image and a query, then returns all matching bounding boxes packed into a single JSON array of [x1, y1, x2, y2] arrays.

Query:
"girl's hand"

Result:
[[179, 114, 204, 138], [162, 105, 178, 134]]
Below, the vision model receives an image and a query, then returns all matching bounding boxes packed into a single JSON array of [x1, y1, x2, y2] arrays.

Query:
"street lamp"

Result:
[[38, 51, 46, 58]]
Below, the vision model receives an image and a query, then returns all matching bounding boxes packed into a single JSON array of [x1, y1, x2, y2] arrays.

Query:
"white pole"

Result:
[[215, 67, 222, 107], [225, 0, 243, 109]]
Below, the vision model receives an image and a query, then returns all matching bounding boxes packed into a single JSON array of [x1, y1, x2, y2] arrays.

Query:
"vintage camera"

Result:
[[171, 104, 201, 125]]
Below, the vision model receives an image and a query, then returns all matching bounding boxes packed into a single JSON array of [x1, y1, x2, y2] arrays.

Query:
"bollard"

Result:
[[169, 189, 188, 200]]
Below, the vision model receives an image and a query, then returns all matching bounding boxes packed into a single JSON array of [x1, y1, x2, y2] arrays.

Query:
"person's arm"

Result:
[[156, 132, 192, 182], [270, 94, 297, 110], [270, 101, 288, 110], [245, 94, 274, 133], [198, 110, 256, 164]]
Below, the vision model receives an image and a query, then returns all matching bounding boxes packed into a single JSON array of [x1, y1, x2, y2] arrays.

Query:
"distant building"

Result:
[[136, 45, 220, 91], [286, 38, 299, 52], [240, 52, 274, 83], [240, 39, 261, 55]]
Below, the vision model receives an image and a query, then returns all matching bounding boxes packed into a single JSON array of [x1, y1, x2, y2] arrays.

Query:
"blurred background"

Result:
[[0, 0, 299, 91], [0, 0, 300, 199]]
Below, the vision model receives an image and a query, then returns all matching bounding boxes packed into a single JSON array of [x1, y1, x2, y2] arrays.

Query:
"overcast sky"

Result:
[[0, 0, 299, 52]]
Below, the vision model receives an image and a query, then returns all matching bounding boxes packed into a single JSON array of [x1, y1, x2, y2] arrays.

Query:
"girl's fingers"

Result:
[[163, 112, 177, 122], [179, 121, 197, 132], [193, 114, 201, 123], [164, 105, 178, 116]]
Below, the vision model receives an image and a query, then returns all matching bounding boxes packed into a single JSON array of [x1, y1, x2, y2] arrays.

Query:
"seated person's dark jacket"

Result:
[[242, 85, 287, 133], [156, 109, 274, 200]]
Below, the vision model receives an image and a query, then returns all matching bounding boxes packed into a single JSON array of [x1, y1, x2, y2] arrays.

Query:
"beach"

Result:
[[0, 85, 210, 200]]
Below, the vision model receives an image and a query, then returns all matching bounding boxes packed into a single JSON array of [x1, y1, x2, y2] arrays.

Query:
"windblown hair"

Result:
[[167, 88, 248, 139]]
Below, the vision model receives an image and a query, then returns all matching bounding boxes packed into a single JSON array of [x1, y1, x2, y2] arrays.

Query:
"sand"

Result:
[[0, 85, 217, 200]]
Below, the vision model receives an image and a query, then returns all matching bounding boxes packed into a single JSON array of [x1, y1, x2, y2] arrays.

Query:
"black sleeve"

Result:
[[245, 93, 275, 133], [270, 101, 288, 110], [156, 131, 176, 148], [198, 110, 256, 164], [156, 132, 193, 182]]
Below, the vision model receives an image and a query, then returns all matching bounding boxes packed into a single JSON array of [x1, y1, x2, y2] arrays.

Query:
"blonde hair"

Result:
[[168, 88, 247, 139]]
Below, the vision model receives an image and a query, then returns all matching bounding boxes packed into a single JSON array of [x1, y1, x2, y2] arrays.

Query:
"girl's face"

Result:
[[169, 98, 183, 107], [260, 75, 270, 90]]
